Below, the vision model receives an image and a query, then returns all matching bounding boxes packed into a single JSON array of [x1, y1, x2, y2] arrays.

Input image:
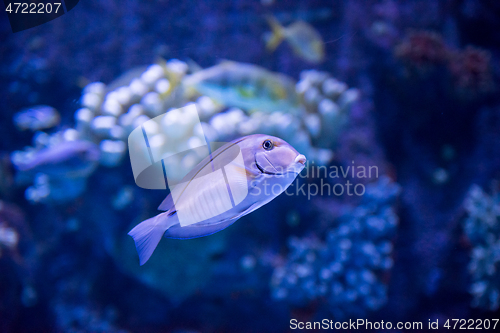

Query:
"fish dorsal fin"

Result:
[[185, 58, 203, 73]]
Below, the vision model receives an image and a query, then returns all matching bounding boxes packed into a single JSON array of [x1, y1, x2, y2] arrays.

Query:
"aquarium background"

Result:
[[1, 0, 500, 332]]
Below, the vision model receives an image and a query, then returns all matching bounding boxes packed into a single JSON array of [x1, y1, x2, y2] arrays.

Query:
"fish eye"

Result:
[[262, 139, 274, 151]]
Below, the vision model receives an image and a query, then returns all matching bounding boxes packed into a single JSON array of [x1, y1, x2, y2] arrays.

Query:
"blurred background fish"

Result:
[[13, 105, 60, 131], [12, 140, 100, 178], [11, 140, 100, 204], [265, 15, 325, 63], [183, 61, 300, 113]]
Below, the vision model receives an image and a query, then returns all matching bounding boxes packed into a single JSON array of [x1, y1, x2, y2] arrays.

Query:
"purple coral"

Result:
[[448, 46, 495, 96]]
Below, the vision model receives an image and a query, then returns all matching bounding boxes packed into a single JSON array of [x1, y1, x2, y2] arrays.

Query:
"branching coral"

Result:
[[463, 184, 500, 311], [270, 176, 400, 319]]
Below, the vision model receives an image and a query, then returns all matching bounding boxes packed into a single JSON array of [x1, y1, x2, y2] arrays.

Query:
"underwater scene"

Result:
[[1, 0, 500, 332]]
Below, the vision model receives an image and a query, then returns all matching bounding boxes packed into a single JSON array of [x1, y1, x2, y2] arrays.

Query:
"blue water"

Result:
[[1, 1, 500, 332]]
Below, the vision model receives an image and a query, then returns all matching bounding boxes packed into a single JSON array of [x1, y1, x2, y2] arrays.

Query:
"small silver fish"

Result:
[[128, 134, 306, 265], [14, 140, 100, 178], [183, 61, 300, 113], [13, 105, 60, 131], [266, 16, 325, 63]]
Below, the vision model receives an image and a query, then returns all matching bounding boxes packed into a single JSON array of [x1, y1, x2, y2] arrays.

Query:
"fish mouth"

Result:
[[255, 158, 281, 175], [295, 154, 306, 165], [254, 155, 304, 176]]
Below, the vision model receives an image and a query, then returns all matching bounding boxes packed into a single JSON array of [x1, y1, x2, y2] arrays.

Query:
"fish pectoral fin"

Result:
[[230, 163, 253, 178]]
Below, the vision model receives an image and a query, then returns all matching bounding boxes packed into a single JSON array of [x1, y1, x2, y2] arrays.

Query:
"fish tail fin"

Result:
[[265, 15, 285, 51], [128, 212, 172, 265]]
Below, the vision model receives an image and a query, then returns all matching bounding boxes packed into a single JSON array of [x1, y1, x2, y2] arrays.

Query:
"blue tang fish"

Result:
[[128, 134, 306, 265]]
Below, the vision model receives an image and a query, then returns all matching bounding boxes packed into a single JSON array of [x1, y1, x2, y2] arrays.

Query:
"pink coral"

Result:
[[395, 31, 449, 66], [448, 46, 494, 96]]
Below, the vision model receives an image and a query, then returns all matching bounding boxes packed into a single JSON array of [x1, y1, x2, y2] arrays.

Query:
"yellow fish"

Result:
[[266, 15, 325, 63]]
